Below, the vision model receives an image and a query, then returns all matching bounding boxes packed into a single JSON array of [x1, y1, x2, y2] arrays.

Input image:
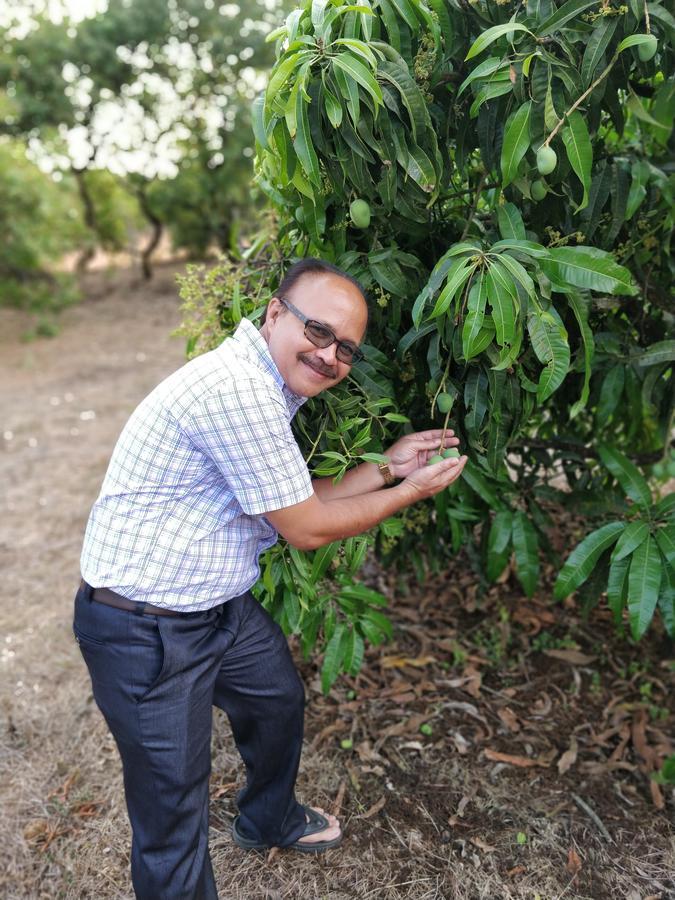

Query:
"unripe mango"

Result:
[[437, 392, 453, 413], [443, 448, 460, 459], [349, 199, 371, 229], [531, 179, 547, 201], [428, 454, 445, 466], [536, 145, 557, 175]]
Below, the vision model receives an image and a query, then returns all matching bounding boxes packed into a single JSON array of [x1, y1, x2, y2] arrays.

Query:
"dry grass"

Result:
[[1, 267, 673, 900]]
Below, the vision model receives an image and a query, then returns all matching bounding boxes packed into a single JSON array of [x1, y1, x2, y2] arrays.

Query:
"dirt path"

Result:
[[1, 269, 672, 900]]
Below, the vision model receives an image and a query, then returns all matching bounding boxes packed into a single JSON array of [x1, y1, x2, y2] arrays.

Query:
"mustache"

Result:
[[298, 353, 337, 378]]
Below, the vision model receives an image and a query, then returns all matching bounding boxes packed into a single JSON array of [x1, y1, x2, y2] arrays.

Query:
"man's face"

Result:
[[263, 272, 368, 398]]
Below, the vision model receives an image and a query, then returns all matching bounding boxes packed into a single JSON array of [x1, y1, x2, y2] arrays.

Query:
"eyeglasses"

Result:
[[279, 297, 364, 365]]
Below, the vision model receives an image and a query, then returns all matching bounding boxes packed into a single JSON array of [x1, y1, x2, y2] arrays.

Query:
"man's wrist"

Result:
[[377, 459, 397, 486]]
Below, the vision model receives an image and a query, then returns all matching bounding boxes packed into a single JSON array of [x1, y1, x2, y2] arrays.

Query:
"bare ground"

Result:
[[1, 267, 673, 900]]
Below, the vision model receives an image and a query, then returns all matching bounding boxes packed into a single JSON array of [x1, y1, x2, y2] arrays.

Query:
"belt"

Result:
[[80, 580, 181, 617]]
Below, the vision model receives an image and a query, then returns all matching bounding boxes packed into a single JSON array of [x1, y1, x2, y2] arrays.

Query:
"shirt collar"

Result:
[[228, 318, 307, 415]]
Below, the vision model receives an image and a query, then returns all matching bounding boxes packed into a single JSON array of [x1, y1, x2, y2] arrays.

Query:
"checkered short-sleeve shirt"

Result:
[[80, 319, 314, 611]]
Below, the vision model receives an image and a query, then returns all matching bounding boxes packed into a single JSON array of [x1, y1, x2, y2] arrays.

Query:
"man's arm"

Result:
[[266, 454, 467, 550]]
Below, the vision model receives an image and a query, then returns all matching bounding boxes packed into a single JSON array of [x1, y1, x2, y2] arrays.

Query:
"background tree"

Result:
[[179, 0, 675, 690]]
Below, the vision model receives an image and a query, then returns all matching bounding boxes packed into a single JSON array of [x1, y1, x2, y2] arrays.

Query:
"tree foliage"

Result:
[[179, 0, 674, 688]]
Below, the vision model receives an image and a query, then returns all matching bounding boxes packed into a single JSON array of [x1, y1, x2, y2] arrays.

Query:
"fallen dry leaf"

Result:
[[380, 655, 436, 669], [543, 649, 596, 665], [566, 847, 582, 875], [470, 836, 497, 852], [484, 748, 552, 768], [557, 736, 578, 775], [358, 796, 386, 820], [497, 707, 521, 733], [506, 865, 527, 877]]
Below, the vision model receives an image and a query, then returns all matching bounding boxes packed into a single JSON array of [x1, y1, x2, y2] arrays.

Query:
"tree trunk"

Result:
[[136, 185, 163, 280], [72, 167, 97, 274]]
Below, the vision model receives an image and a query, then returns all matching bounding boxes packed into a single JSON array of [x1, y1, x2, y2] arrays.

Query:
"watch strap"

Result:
[[377, 460, 396, 486]]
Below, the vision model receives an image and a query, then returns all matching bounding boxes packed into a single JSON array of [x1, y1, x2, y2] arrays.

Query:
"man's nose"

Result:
[[314, 341, 339, 366]]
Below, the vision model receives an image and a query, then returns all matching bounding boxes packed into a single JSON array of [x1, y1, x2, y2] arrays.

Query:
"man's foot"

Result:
[[296, 806, 341, 846], [231, 805, 343, 853]]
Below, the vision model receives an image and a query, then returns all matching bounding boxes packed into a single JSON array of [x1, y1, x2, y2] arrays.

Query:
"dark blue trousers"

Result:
[[73, 584, 307, 900]]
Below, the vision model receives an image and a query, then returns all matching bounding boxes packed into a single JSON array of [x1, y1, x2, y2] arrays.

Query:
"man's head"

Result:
[[260, 259, 368, 398]]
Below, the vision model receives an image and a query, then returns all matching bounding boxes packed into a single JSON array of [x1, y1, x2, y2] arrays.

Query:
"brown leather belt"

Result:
[[80, 580, 181, 617]]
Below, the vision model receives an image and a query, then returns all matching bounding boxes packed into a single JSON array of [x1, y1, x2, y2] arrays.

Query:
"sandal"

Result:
[[232, 806, 343, 854]]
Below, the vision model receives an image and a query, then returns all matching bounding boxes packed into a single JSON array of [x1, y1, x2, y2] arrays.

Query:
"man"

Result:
[[74, 257, 467, 899]]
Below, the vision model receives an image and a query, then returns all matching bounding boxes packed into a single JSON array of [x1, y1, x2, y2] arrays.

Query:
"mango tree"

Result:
[[179, 0, 674, 689]]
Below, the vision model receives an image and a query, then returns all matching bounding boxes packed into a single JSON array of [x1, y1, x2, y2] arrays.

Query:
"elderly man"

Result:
[[74, 257, 466, 899]]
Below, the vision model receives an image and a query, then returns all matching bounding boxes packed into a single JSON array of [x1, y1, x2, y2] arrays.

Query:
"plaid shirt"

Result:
[[80, 318, 313, 611]]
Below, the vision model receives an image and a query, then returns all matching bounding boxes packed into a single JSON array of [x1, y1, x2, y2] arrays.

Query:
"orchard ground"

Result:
[[1, 265, 673, 900]]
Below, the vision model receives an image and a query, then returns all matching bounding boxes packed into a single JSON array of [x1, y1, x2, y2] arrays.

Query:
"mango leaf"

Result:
[[512, 511, 540, 597], [457, 56, 507, 97], [496, 202, 526, 240], [554, 521, 623, 599], [611, 520, 649, 562], [657, 558, 675, 638], [293, 83, 322, 187], [655, 526, 675, 568], [607, 555, 630, 622], [428, 258, 476, 320], [635, 341, 675, 367], [378, 60, 431, 141], [485, 265, 516, 347], [561, 111, 592, 212], [311, 541, 341, 581], [628, 534, 661, 640], [466, 23, 533, 60], [617, 34, 660, 53], [462, 271, 488, 359], [527, 310, 571, 402], [332, 52, 383, 110], [539, 247, 637, 295], [464, 367, 489, 433], [568, 291, 595, 417], [501, 101, 532, 188], [321, 622, 349, 692], [581, 17, 618, 87], [595, 363, 624, 427], [539, 0, 599, 36], [462, 459, 501, 509], [598, 444, 652, 509], [344, 628, 365, 675]]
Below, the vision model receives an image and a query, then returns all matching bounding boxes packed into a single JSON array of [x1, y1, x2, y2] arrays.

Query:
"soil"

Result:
[[1, 266, 673, 900]]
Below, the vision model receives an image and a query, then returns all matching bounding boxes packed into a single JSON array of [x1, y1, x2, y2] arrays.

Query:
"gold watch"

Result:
[[377, 460, 396, 486]]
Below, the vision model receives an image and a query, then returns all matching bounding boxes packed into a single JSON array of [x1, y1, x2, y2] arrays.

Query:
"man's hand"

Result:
[[386, 429, 461, 480], [400, 453, 468, 500]]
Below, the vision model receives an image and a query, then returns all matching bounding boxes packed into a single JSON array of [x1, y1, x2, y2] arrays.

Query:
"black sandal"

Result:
[[232, 806, 343, 854]]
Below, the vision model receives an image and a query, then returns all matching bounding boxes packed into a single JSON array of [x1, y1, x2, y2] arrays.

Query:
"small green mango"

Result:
[[349, 199, 371, 229], [427, 454, 445, 466], [536, 145, 557, 175], [443, 448, 460, 459], [437, 392, 453, 414], [531, 179, 547, 201]]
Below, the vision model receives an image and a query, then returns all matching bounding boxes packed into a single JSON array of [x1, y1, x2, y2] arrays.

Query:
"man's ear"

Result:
[[265, 296, 283, 329]]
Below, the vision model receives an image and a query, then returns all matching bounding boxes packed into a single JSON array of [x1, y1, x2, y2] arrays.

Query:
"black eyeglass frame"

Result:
[[278, 296, 365, 365]]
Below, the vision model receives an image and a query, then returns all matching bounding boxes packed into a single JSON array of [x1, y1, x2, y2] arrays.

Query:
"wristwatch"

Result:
[[377, 460, 396, 486]]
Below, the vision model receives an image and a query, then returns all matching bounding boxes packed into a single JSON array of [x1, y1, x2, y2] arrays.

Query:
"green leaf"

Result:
[[568, 291, 595, 418], [539, 247, 637, 295], [635, 341, 675, 367], [293, 81, 322, 187], [464, 368, 489, 434], [311, 541, 340, 581], [512, 511, 539, 597], [496, 202, 526, 241], [612, 520, 649, 562], [344, 628, 365, 675], [332, 52, 383, 110], [554, 521, 623, 599], [581, 17, 618, 87], [655, 526, 675, 568], [617, 34, 659, 53], [322, 79, 343, 128], [321, 622, 348, 692], [457, 57, 508, 97], [428, 258, 475, 320], [561, 111, 592, 212], [378, 60, 431, 141], [539, 0, 599, 36], [595, 363, 625, 427], [462, 460, 501, 509], [598, 444, 652, 509], [487, 511, 512, 581], [628, 534, 661, 640], [500, 102, 532, 188], [485, 265, 516, 347], [462, 271, 488, 359], [466, 23, 533, 60], [266, 50, 312, 110], [607, 555, 630, 622], [657, 558, 675, 638], [527, 309, 571, 402]]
